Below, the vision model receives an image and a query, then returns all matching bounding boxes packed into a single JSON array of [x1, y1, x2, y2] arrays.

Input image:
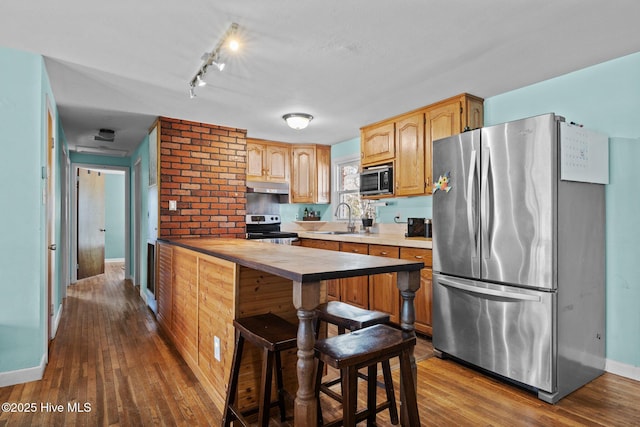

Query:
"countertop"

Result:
[[158, 238, 424, 283], [296, 231, 432, 249]]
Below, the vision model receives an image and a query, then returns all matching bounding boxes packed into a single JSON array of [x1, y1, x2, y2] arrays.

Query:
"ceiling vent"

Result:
[[94, 128, 115, 142]]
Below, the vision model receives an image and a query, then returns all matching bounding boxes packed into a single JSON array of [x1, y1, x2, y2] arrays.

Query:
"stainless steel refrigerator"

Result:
[[432, 113, 605, 403]]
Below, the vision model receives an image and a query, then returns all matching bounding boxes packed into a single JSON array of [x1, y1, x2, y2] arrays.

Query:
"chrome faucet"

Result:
[[335, 202, 356, 233]]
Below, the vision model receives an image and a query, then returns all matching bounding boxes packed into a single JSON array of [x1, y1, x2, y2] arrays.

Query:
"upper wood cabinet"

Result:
[[246, 138, 290, 183], [361, 121, 395, 166], [396, 111, 426, 196], [291, 144, 330, 204], [361, 93, 483, 197]]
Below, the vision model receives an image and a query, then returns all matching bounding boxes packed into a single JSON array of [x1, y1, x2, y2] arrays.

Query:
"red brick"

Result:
[[158, 116, 248, 238], [171, 136, 191, 144]]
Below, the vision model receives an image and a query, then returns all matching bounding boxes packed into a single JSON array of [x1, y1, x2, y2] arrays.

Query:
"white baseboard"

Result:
[[106, 258, 125, 263], [606, 358, 640, 381], [0, 353, 46, 388], [51, 303, 63, 338]]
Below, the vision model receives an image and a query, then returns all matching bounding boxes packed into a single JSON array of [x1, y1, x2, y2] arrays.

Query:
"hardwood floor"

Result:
[[1, 262, 638, 426]]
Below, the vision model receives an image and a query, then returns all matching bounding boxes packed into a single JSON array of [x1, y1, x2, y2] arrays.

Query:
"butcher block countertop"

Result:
[[158, 237, 424, 282]]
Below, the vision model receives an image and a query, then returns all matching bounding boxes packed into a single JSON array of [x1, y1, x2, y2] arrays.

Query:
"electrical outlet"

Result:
[[214, 336, 221, 361], [169, 200, 177, 211]]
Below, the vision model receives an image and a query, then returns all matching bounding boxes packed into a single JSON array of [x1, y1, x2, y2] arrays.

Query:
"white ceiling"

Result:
[[2, 1, 640, 156]]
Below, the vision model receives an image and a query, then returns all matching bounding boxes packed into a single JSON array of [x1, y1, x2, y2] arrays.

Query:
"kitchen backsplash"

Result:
[[279, 195, 432, 225]]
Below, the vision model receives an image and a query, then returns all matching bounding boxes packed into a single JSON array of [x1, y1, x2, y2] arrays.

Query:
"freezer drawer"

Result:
[[433, 273, 555, 393]]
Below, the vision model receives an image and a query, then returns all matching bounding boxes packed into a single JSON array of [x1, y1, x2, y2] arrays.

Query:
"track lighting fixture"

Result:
[[188, 22, 239, 98], [211, 60, 225, 72], [195, 72, 207, 87], [283, 113, 314, 130]]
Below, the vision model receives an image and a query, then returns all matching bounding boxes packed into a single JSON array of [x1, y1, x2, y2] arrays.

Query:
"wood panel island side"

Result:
[[156, 238, 423, 426]]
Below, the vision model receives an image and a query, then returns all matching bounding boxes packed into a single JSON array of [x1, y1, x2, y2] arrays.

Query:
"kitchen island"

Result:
[[156, 238, 423, 426]]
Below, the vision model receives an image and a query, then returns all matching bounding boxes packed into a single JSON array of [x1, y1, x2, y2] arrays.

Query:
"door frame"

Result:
[[71, 163, 131, 282], [45, 100, 56, 348], [133, 158, 142, 288]]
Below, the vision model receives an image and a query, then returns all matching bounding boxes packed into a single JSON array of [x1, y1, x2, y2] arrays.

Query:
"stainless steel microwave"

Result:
[[360, 165, 393, 195]]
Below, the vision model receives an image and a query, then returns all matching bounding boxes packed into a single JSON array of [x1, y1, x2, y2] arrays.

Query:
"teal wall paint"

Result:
[[484, 52, 640, 135], [0, 47, 55, 372], [484, 51, 640, 367], [69, 152, 131, 167], [105, 173, 126, 259], [332, 137, 359, 159], [606, 137, 640, 366]]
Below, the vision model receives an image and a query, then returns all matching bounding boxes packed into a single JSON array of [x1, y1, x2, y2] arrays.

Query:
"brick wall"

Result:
[[158, 117, 246, 238]]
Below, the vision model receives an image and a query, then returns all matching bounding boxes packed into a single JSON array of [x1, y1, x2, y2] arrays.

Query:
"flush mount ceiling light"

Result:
[[283, 113, 314, 130], [188, 22, 239, 97]]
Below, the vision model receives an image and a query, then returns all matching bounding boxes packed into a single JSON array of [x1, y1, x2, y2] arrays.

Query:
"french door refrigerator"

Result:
[[432, 113, 605, 403]]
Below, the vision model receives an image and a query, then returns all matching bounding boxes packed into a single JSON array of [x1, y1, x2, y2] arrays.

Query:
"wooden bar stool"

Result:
[[222, 313, 298, 427], [314, 301, 399, 425], [315, 324, 420, 427]]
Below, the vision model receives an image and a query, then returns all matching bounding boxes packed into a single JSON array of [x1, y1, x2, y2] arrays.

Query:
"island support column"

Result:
[[292, 280, 321, 427], [397, 270, 421, 426]]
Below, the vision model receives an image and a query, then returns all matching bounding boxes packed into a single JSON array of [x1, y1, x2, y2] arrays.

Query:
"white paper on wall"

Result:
[[560, 122, 609, 184]]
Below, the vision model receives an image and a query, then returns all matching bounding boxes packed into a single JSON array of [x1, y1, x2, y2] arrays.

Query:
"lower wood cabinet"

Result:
[[339, 242, 369, 309], [400, 247, 433, 336], [368, 245, 400, 324], [299, 238, 433, 335]]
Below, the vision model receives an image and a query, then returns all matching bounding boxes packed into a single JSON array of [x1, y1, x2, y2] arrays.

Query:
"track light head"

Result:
[[211, 60, 225, 72], [195, 73, 207, 87]]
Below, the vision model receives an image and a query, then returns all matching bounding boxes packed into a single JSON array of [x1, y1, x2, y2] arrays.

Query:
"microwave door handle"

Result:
[[467, 149, 477, 257], [438, 277, 541, 302]]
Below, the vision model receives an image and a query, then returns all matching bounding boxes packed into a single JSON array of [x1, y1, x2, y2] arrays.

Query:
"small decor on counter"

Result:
[[302, 207, 321, 221], [360, 200, 376, 232]]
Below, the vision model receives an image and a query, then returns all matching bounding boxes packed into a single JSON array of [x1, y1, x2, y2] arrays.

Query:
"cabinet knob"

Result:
[[380, 251, 388, 256], [414, 255, 424, 259]]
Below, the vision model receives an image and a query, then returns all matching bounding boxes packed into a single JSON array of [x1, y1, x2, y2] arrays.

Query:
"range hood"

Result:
[[246, 181, 290, 195]]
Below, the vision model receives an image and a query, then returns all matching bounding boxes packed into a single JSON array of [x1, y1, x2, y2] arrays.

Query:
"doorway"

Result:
[[71, 164, 130, 283]]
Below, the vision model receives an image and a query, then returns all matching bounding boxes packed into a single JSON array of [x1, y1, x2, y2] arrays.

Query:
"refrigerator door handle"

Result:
[[438, 277, 542, 302], [481, 146, 491, 259], [467, 149, 477, 256]]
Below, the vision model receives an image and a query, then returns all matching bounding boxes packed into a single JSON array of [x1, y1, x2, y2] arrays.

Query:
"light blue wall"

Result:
[[0, 47, 56, 372], [484, 51, 640, 368], [105, 173, 126, 259]]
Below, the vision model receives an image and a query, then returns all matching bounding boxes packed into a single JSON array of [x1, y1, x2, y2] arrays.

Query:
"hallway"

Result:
[[0, 263, 218, 426]]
